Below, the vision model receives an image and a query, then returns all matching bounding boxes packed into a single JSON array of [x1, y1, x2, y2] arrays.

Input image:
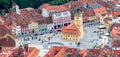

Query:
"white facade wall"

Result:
[[15, 26, 21, 35], [47, 23, 54, 31], [12, 26, 21, 35], [52, 11, 71, 25], [41, 8, 50, 17]]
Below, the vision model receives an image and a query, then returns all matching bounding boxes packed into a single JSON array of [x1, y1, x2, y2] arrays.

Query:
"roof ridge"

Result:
[[66, 22, 78, 30]]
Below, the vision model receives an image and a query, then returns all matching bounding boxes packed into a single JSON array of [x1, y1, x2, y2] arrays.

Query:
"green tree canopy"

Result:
[[49, 0, 72, 5], [0, 0, 75, 15]]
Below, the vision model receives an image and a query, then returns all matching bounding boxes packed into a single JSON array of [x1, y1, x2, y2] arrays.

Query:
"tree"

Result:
[[0, 0, 73, 15], [49, 0, 72, 5], [0, 0, 10, 9]]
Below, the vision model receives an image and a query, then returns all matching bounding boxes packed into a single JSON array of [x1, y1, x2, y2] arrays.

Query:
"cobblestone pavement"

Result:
[[16, 22, 112, 56]]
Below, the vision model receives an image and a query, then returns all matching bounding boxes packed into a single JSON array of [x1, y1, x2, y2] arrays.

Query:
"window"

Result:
[[118, 15, 120, 17], [68, 23, 70, 25], [56, 13, 61, 16], [22, 33, 24, 35], [58, 25, 61, 28], [52, 10, 57, 12], [68, 35, 69, 37], [63, 12, 68, 15], [77, 17, 79, 19], [74, 38, 76, 41], [64, 23, 67, 26], [54, 26, 57, 29], [42, 29, 44, 31]]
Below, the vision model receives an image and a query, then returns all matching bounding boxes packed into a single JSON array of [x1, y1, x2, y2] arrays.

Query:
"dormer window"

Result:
[[56, 13, 61, 16], [63, 12, 68, 15], [51, 9, 57, 12]]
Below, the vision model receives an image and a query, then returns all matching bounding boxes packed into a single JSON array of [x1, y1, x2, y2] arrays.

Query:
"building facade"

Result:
[[47, 23, 54, 32], [12, 26, 21, 35], [52, 11, 71, 31], [21, 24, 29, 35], [28, 21, 39, 33], [61, 11, 85, 41], [40, 4, 68, 18], [38, 24, 47, 33]]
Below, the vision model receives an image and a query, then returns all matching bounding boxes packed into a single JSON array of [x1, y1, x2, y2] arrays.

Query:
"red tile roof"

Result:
[[0, 24, 7, 37], [87, 47, 113, 57], [39, 4, 68, 12], [44, 46, 64, 57], [0, 47, 14, 57], [98, 0, 113, 8], [110, 23, 120, 38], [4, 18, 12, 26], [0, 16, 3, 20], [45, 46, 120, 57], [83, 10, 95, 17], [62, 23, 81, 36], [5, 25, 12, 30], [26, 47, 40, 57], [21, 21, 28, 28], [79, 0, 96, 5], [44, 46, 87, 57], [112, 0, 120, 5], [114, 50, 120, 56], [64, 1, 82, 9], [0, 17, 4, 25], [79, 50, 87, 57], [80, 6, 88, 12], [112, 40, 120, 47], [1, 47, 40, 57], [5, 7, 48, 28], [93, 7, 106, 15], [0, 36, 15, 47], [108, 10, 120, 17], [38, 3, 50, 9], [83, 17, 89, 22]]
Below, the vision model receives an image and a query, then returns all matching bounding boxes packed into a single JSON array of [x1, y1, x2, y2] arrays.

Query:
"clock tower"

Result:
[[73, 9, 83, 30]]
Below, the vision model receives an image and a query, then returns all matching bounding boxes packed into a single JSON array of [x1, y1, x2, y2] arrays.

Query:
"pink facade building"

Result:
[[39, 4, 72, 31], [52, 11, 71, 30], [111, 0, 120, 6]]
